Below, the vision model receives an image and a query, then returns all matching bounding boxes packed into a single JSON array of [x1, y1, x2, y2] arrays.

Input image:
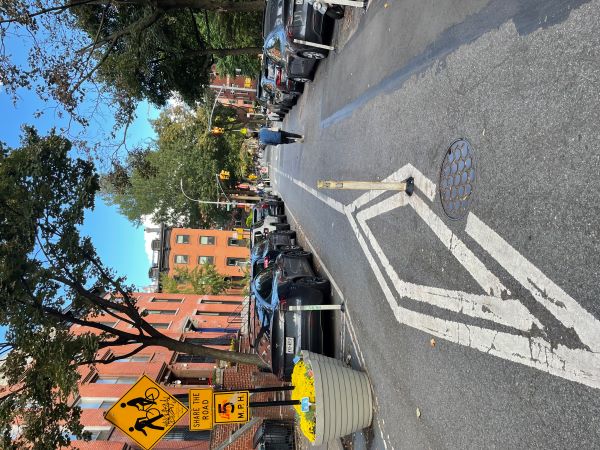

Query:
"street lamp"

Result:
[[207, 85, 225, 131]]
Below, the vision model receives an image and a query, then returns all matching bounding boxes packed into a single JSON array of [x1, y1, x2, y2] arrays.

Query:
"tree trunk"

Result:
[[185, 47, 262, 57], [151, 335, 270, 369]]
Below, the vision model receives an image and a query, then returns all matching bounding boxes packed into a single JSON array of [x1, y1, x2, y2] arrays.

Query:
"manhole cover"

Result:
[[439, 139, 476, 220]]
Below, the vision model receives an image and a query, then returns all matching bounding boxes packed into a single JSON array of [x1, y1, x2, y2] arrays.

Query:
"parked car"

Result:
[[250, 232, 300, 277], [252, 199, 285, 224], [264, 25, 318, 82], [251, 250, 330, 380], [261, 56, 304, 101], [251, 225, 295, 249]]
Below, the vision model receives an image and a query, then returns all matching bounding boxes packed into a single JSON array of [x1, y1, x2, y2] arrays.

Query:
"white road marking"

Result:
[[275, 164, 600, 390], [466, 213, 600, 352], [349, 163, 436, 212], [408, 194, 509, 297], [284, 204, 392, 450], [356, 197, 540, 331], [273, 167, 345, 214]]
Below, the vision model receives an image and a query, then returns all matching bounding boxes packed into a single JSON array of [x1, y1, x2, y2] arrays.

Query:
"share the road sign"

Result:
[[213, 391, 250, 424], [104, 375, 188, 450], [189, 388, 213, 431]]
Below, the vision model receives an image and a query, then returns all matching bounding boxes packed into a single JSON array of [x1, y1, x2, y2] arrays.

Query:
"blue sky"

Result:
[[0, 87, 159, 291]]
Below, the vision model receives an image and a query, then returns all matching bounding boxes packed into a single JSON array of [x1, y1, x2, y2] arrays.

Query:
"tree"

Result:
[[0, 0, 262, 150], [0, 128, 266, 448], [160, 265, 232, 294], [101, 103, 246, 227]]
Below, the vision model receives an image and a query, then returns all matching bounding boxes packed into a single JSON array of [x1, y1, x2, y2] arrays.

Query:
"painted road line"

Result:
[[347, 207, 600, 390], [356, 204, 540, 332], [409, 193, 508, 298], [349, 163, 436, 213], [273, 167, 345, 214], [354, 188, 540, 331], [284, 204, 365, 367], [284, 205, 393, 450], [278, 166, 600, 390], [466, 213, 600, 352]]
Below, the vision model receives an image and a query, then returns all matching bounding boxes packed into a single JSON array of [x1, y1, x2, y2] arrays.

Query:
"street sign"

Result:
[[213, 391, 250, 424], [104, 375, 188, 450], [189, 388, 213, 431]]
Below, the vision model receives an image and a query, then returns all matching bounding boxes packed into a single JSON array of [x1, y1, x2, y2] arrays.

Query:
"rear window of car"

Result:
[[255, 268, 274, 299], [263, 0, 280, 37]]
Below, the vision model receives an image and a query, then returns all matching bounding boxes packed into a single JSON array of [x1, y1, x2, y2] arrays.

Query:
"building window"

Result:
[[200, 300, 243, 305], [198, 256, 215, 265], [115, 355, 151, 363], [199, 236, 216, 245], [226, 257, 247, 267], [95, 321, 118, 328], [93, 376, 138, 384], [69, 428, 112, 441], [195, 311, 238, 317], [151, 322, 170, 329], [175, 354, 216, 364], [174, 255, 189, 264], [227, 238, 248, 247], [151, 298, 183, 303], [76, 398, 118, 409], [185, 336, 235, 346], [144, 309, 177, 315], [176, 235, 190, 244]]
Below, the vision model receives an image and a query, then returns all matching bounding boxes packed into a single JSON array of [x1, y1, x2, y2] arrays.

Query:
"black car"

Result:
[[260, 57, 303, 104], [252, 199, 285, 222], [264, 25, 318, 82], [250, 232, 300, 277], [251, 250, 330, 380]]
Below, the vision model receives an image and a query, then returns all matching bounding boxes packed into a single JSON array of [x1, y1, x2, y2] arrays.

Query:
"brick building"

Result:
[[148, 227, 250, 293], [210, 68, 257, 118], [70, 292, 246, 449]]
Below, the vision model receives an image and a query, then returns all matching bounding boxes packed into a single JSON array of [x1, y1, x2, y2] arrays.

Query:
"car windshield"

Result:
[[265, 33, 283, 63], [252, 240, 269, 258], [254, 267, 274, 300], [281, 255, 315, 278]]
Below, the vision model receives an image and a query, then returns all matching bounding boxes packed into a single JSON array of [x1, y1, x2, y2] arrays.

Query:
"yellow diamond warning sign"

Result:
[[213, 391, 250, 424], [189, 388, 213, 431], [104, 375, 188, 450]]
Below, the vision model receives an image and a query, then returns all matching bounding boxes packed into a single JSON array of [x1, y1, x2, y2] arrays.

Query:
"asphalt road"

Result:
[[268, 0, 600, 448]]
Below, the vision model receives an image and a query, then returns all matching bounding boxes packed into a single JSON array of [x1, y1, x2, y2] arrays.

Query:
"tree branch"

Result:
[[0, 0, 99, 24], [74, 344, 146, 366], [77, 8, 165, 54]]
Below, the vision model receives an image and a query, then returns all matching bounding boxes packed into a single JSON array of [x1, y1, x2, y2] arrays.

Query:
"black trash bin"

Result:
[[253, 419, 295, 449]]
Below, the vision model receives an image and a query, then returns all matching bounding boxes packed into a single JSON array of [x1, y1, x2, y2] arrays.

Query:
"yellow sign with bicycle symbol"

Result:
[[104, 375, 188, 450]]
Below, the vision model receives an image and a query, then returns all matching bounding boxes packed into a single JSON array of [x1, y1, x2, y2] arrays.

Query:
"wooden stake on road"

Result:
[[317, 177, 414, 195]]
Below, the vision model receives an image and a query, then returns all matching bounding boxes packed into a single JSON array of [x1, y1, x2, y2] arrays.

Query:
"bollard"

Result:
[[317, 177, 414, 195]]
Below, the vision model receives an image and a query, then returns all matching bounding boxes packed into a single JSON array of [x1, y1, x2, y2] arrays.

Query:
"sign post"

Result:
[[104, 375, 188, 450]]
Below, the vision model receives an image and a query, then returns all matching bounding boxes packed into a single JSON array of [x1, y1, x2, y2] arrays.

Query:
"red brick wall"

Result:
[[209, 364, 295, 449]]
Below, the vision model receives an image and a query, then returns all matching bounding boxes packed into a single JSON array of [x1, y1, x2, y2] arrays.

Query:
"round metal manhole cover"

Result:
[[439, 139, 476, 220]]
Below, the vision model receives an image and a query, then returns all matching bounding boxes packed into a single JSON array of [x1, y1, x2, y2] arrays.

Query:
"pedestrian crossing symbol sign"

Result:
[[104, 375, 188, 450]]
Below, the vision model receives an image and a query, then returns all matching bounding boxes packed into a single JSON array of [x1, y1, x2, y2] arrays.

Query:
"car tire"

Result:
[[275, 214, 287, 222], [297, 276, 331, 294], [274, 230, 296, 239], [286, 250, 311, 258], [325, 4, 345, 19], [291, 76, 312, 83], [274, 223, 290, 231], [298, 50, 327, 60]]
